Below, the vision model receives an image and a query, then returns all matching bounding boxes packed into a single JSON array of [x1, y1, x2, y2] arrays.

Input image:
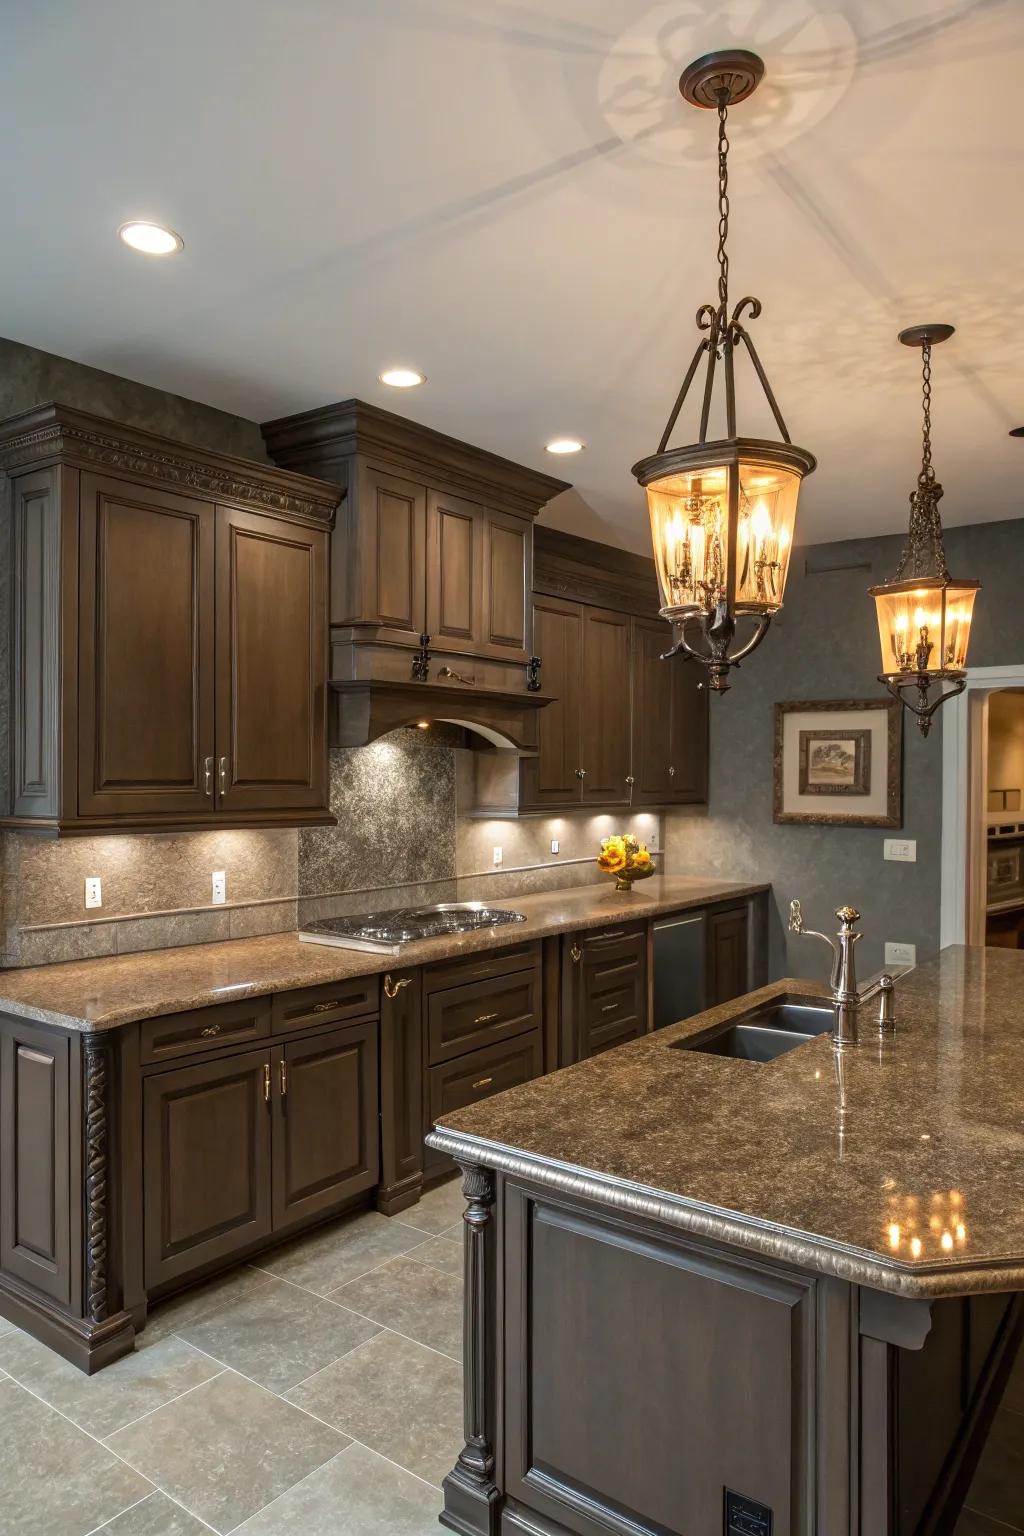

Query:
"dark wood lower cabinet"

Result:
[[563, 923, 647, 1063], [143, 1047, 274, 1289], [707, 903, 750, 1007], [439, 1173, 1024, 1536], [272, 1020, 378, 1229], [425, 1033, 543, 1174], [0, 1018, 75, 1307]]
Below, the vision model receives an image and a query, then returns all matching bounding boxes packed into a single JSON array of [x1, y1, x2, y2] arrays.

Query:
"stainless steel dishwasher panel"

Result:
[[653, 911, 707, 1028]]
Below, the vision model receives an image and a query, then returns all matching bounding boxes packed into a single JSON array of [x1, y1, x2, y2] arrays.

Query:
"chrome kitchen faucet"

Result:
[[788, 900, 896, 1046]]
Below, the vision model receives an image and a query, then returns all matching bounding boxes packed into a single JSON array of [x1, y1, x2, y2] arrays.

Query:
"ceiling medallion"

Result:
[[632, 49, 816, 693], [868, 325, 980, 737]]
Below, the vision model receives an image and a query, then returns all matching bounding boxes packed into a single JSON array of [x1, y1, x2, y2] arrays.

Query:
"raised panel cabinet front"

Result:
[[573, 925, 647, 1060], [215, 506, 328, 813], [483, 508, 529, 659], [579, 605, 632, 805], [517, 595, 583, 811], [272, 1020, 379, 1229], [631, 617, 708, 806], [504, 1187, 817, 1536], [143, 1047, 272, 1288], [356, 464, 426, 634], [708, 905, 750, 1007], [426, 490, 484, 654], [0, 1018, 73, 1306], [78, 473, 215, 820]]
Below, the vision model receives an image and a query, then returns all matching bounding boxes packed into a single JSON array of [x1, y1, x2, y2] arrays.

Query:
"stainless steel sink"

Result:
[[671, 995, 834, 1063]]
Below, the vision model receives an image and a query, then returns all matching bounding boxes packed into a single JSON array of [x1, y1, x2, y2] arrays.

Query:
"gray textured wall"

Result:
[[0, 336, 268, 459], [666, 518, 1024, 980]]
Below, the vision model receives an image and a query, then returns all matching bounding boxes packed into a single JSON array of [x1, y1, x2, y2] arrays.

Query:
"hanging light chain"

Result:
[[919, 340, 935, 487], [716, 93, 730, 323], [895, 337, 950, 583]]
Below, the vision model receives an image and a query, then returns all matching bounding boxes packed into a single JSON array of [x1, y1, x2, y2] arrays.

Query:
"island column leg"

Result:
[[441, 1161, 500, 1536]]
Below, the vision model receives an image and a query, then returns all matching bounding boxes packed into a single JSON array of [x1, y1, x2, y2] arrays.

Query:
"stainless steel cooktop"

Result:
[[297, 901, 527, 955]]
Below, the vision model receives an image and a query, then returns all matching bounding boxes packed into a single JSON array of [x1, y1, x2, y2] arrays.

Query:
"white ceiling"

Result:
[[1, 0, 1021, 554]]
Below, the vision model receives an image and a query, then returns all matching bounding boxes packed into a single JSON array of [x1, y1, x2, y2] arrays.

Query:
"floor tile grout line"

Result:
[[283, 1323, 393, 1392], [223, 1445, 360, 1535], [310, 1298, 462, 1366], [961, 1505, 1024, 1535], [94, 1367, 229, 1443], [82, 1489, 156, 1536], [245, 1230, 436, 1297], [1, 1374, 161, 1504]]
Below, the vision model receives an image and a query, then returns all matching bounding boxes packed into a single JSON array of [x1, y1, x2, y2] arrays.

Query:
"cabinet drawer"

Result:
[[427, 1031, 543, 1136], [423, 940, 541, 996], [574, 922, 647, 1060], [271, 976, 380, 1035], [140, 997, 272, 1065], [428, 968, 541, 1066]]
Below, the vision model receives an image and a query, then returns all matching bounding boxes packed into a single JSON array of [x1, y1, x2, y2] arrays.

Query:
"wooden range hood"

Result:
[[262, 399, 569, 748]]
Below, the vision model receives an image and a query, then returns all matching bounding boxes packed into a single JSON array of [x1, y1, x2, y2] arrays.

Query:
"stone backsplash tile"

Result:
[[297, 880, 458, 928], [114, 909, 232, 956], [299, 736, 456, 897], [4, 828, 297, 927], [229, 899, 299, 940], [14, 922, 118, 969]]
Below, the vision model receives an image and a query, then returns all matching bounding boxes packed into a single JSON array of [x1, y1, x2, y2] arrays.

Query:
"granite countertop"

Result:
[[0, 876, 766, 1032], [429, 946, 1024, 1299]]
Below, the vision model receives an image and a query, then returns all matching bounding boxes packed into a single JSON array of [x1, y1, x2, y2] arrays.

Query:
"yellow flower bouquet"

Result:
[[597, 833, 654, 892]]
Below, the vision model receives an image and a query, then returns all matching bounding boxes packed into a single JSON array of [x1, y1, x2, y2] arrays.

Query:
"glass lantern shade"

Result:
[[869, 577, 979, 681], [645, 451, 805, 623]]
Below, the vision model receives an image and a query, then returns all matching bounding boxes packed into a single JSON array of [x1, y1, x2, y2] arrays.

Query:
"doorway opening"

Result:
[[941, 666, 1024, 948]]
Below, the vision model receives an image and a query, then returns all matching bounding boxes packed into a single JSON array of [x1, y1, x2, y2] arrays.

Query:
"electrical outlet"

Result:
[[884, 839, 917, 863], [885, 941, 916, 968], [550, 838, 559, 855], [492, 846, 503, 866], [84, 877, 102, 910], [212, 870, 227, 905]]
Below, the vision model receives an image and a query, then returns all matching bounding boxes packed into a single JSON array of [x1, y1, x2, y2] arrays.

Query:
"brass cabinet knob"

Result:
[[203, 756, 214, 797], [218, 755, 228, 794], [668, 765, 675, 777], [575, 768, 587, 779], [570, 943, 582, 963], [384, 973, 412, 1000], [625, 775, 635, 785]]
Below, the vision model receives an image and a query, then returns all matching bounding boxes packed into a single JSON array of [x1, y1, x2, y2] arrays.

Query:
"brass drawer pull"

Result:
[[474, 1012, 499, 1025], [263, 1063, 271, 1104], [384, 974, 412, 1000], [218, 755, 228, 794], [280, 1059, 287, 1096], [203, 756, 214, 797], [311, 1000, 341, 1014], [472, 1076, 494, 1090], [601, 1003, 619, 1013], [595, 930, 625, 941], [200, 1024, 222, 1038], [570, 943, 582, 964]]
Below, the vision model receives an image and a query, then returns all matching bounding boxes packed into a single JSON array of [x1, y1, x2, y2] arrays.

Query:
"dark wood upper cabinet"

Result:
[[630, 617, 708, 807], [579, 606, 632, 806], [77, 474, 216, 821], [518, 595, 583, 811], [262, 400, 567, 747], [215, 507, 328, 814], [0, 404, 339, 833]]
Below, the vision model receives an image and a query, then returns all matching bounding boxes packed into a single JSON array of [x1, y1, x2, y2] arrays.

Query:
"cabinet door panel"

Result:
[[707, 905, 750, 1006], [631, 618, 707, 807], [426, 491, 484, 653], [572, 925, 647, 1060], [0, 1019, 72, 1306], [427, 968, 542, 1065], [425, 1032, 543, 1172], [215, 507, 327, 812], [273, 1020, 379, 1229], [518, 596, 582, 811], [143, 1048, 272, 1288], [484, 510, 529, 659], [579, 606, 632, 805], [78, 473, 215, 819], [356, 465, 426, 633]]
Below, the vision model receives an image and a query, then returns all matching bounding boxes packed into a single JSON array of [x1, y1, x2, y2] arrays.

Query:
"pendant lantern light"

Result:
[[868, 325, 980, 736], [632, 50, 815, 693]]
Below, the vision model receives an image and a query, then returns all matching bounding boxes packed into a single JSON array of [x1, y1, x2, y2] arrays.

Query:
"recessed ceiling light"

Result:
[[118, 221, 184, 255], [379, 367, 426, 388], [545, 437, 584, 455]]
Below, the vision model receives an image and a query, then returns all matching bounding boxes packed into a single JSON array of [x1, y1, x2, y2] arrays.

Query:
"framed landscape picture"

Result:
[[774, 698, 902, 827]]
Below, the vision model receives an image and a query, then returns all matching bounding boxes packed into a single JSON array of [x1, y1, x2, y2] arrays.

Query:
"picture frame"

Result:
[[774, 698, 902, 827]]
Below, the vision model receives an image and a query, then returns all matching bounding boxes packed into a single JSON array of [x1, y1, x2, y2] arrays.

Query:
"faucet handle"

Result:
[[788, 898, 805, 933], [835, 905, 861, 928]]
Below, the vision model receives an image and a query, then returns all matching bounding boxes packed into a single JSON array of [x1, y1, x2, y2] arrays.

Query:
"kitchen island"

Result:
[[428, 945, 1024, 1536]]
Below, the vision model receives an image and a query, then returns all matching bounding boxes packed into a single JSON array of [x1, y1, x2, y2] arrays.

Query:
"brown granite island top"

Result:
[[0, 875, 766, 1031], [428, 945, 1024, 1299]]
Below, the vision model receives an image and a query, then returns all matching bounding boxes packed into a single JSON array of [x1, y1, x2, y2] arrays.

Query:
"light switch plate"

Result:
[[84, 877, 102, 910], [884, 839, 916, 863], [492, 846, 503, 866], [212, 870, 227, 904], [550, 839, 559, 855], [885, 941, 916, 967]]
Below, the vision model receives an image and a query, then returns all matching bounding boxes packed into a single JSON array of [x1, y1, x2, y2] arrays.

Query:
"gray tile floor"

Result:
[[1, 1168, 1021, 1534], [0, 1176, 467, 1536]]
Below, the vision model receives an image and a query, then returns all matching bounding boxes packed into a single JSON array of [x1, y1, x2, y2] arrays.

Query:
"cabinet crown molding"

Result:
[[0, 403, 341, 525], [261, 397, 570, 519]]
